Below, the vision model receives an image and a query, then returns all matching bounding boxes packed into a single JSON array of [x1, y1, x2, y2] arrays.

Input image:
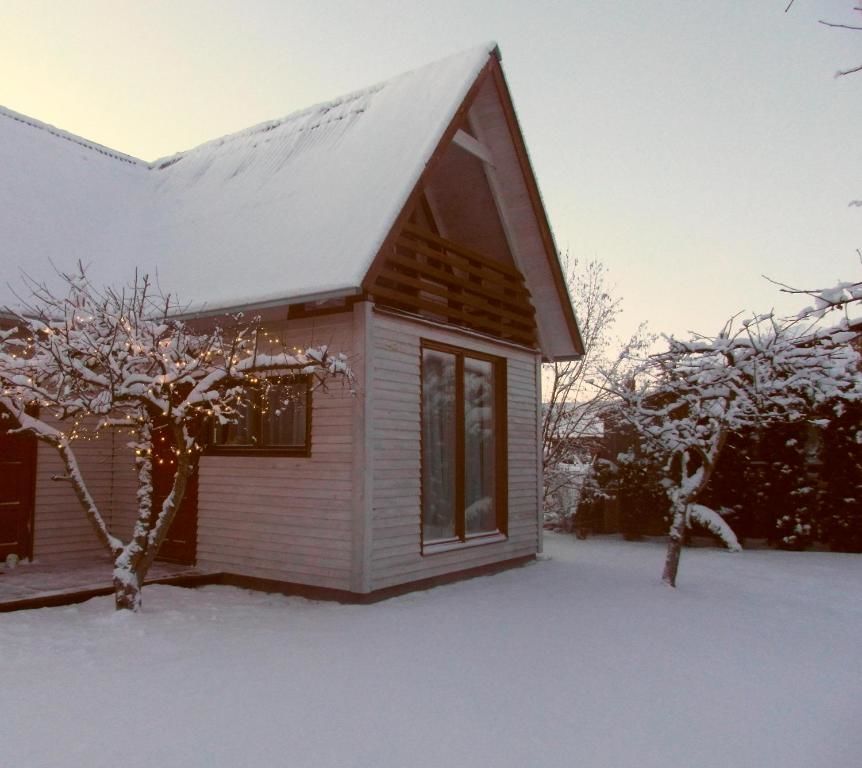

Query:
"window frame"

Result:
[[420, 340, 508, 553], [205, 374, 312, 458]]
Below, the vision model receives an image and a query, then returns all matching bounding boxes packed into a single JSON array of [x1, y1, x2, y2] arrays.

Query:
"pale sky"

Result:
[[1, 0, 859, 341]]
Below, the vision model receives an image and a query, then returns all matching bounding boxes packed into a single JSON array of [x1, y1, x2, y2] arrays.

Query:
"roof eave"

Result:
[[174, 286, 363, 321], [487, 59, 585, 360]]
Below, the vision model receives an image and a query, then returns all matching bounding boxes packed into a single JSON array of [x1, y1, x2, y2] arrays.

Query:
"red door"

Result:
[[151, 422, 198, 565], [0, 412, 36, 561]]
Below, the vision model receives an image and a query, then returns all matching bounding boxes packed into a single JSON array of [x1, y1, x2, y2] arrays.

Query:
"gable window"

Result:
[[209, 376, 310, 456], [421, 341, 507, 549]]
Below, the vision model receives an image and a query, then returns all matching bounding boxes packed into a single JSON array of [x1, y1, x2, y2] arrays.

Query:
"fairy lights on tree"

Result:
[[0, 264, 351, 611]]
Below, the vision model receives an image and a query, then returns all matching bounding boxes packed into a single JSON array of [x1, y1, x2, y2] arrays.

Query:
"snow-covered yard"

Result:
[[2, 533, 860, 768]]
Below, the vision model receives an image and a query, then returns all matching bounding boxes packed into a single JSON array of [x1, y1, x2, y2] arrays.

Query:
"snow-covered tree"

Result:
[[603, 301, 860, 587], [769, 267, 862, 323], [0, 266, 351, 610], [817, 398, 862, 551]]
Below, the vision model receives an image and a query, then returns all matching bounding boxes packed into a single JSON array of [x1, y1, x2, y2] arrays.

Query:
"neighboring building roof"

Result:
[[1, 43, 584, 358], [543, 402, 605, 439]]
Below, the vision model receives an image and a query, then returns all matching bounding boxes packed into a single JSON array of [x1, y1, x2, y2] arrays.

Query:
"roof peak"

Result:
[[1, 42, 498, 171], [149, 42, 498, 169]]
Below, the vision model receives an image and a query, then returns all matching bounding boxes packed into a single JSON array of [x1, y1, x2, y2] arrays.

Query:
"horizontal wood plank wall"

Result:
[[32, 417, 113, 561], [196, 312, 356, 591], [108, 430, 141, 541], [369, 310, 540, 592]]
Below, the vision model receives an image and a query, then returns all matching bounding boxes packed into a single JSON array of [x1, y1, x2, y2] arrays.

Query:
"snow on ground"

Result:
[[2, 533, 860, 768]]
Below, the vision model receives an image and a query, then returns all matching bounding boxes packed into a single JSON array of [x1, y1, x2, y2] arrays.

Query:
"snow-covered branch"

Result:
[[599, 282, 861, 587], [0, 264, 353, 610]]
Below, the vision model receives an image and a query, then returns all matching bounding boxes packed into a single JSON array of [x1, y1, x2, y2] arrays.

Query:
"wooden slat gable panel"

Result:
[[382, 248, 535, 325], [368, 223, 538, 348], [401, 222, 523, 279]]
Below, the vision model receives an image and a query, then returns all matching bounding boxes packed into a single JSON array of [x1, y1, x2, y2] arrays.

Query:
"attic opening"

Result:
[[366, 130, 538, 349]]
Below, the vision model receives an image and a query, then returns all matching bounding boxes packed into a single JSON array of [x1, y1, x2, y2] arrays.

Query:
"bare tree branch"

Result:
[[541, 254, 652, 529], [787, 2, 862, 76], [818, 19, 862, 30], [835, 62, 862, 76]]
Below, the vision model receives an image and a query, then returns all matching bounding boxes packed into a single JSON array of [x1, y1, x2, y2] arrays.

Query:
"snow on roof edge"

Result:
[[333, 42, 499, 295], [0, 105, 145, 166], [148, 42, 499, 170], [176, 286, 364, 320], [1, 42, 499, 172]]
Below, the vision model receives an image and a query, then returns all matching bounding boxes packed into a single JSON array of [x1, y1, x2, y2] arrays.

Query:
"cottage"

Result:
[[0, 43, 583, 599]]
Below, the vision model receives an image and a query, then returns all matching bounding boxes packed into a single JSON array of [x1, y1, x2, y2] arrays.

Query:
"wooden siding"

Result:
[[195, 312, 357, 591], [367, 223, 537, 348], [32, 419, 115, 561], [107, 435, 141, 542], [368, 309, 540, 592]]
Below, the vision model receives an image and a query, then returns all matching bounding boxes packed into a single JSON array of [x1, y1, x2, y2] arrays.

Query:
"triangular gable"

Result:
[[363, 51, 584, 361]]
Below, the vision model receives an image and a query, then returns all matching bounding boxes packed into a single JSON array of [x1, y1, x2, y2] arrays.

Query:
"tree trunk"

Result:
[[112, 420, 195, 611], [662, 501, 688, 587], [113, 567, 143, 611], [139, 422, 193, 578], [662, 434, 727, 588]]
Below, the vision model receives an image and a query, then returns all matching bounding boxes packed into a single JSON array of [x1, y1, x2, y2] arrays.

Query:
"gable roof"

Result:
[[0, 43, 583, 359]]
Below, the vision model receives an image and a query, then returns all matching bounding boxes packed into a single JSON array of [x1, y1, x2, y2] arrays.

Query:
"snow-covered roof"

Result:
[[0, 44, 497, 314]]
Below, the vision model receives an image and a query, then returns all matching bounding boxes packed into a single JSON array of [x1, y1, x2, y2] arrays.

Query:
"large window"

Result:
[[421, 342, 506, 548], [209, 377, 310, 456]]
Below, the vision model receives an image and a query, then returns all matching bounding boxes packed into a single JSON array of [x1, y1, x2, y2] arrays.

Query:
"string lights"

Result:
[[2, 273, 350, 501]]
